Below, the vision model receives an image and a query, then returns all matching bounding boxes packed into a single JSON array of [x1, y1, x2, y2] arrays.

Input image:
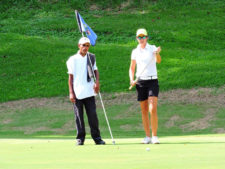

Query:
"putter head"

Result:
[[112, 140, 116, 145]]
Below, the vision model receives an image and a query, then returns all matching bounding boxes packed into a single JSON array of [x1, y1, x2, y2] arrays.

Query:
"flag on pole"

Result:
[[75, 10, 97, 46]]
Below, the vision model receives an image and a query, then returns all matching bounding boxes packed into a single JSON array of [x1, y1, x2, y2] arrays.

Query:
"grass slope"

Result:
[[1, 87, 224, 138], [0, 0, 224, 102], [1, 102, 224, 138]]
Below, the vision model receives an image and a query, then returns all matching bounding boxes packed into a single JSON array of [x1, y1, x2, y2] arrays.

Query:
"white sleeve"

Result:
[[66, 59, 73, 74], [131, 49, 136, 60], [153, 45, 157, 52]]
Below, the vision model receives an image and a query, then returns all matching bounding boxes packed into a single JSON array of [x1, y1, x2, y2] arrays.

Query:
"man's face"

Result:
[[136, 34, 148, 45], [79, 43, 90, 55]]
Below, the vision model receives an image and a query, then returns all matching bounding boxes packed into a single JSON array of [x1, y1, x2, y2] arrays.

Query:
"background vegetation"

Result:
[[1, 0, 224, 102]]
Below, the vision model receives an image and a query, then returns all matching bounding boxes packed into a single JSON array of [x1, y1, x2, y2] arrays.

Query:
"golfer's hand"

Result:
[[129, 80, 137, 90], [130, 80, 137, 86], [130, 80, 137, 87], [69, 93, 76, 103], [94, 81, 100, 93], [155, 46, 161, 54]]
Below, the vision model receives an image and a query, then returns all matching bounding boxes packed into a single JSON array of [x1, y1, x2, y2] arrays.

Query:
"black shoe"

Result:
[[76, 139, 84, 146], [95, 139, 105, 145]]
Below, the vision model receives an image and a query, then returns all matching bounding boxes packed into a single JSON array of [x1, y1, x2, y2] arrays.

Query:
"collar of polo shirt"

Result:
[[138, 43, 150, 50]]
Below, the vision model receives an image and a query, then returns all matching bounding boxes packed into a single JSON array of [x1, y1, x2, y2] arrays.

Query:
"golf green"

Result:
[[1, 134, 224, 169]]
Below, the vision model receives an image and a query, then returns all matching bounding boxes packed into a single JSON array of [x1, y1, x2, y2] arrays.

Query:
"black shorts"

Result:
[[136, 79, 159, 101]]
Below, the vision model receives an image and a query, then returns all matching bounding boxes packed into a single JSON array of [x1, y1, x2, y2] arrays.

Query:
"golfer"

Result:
[[129, 28, 161, 144], [66, 37, 105, 145]]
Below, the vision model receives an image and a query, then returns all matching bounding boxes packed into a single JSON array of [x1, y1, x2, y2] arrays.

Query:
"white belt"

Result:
[[139, 76, 158, 80]]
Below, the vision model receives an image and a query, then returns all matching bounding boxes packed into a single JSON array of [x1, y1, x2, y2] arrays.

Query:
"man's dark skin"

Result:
[[68, 42, 100, 103]]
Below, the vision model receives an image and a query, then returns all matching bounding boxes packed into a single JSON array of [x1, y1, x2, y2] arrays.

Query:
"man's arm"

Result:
[[94, 70, 100, 93], [68, 74, 76, 103]]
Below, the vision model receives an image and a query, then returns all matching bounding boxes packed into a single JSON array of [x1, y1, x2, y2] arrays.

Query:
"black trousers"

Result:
[[74, 96, 101, 142]]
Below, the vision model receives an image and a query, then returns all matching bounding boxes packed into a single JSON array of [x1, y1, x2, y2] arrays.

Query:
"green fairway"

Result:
[[0, 134, 225, 169]]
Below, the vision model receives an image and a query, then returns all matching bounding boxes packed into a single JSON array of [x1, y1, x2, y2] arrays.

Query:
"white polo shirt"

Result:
[[131, 43, 158, 80], [66, 51, 97, 99]]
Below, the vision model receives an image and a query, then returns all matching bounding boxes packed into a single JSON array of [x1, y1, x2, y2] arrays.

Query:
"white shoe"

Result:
[[142, 136, 151, 144], [152, 136, 160, 144]]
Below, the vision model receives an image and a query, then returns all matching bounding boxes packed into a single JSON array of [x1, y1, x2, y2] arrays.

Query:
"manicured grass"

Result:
[[1, 0, 225, 102], [0, 135, 225, 169]]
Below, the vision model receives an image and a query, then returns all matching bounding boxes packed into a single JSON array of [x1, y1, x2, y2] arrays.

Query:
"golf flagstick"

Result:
[[75, 10, 84, 37], [87, 53, 115, 145]]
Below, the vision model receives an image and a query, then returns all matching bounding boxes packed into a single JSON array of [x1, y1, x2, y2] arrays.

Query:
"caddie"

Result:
[[66, 37, 105, 145]]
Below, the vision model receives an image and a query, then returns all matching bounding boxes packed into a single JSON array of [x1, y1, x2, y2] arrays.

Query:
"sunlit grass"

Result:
[[0, 135, 225, 169], [0, 0, 224, 102]]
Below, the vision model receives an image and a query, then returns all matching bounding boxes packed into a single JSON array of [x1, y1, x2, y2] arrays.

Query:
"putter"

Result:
[[129, 63, 150, 90]]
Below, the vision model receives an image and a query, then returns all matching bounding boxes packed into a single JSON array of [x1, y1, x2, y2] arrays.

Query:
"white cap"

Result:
[[136, 28, 148, 36], [78, 37, 90, 45]]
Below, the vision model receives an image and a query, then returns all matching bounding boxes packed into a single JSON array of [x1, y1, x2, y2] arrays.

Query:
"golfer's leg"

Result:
[[75, 99, 86, 141], [140, 100, 151, 137], [148, 97, 158, 136], [84, 97, 101, 140]]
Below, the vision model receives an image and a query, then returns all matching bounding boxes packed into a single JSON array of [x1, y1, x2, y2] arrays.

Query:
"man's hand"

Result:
[[94, 81, 100, 93], [69, 93, 76, 103]]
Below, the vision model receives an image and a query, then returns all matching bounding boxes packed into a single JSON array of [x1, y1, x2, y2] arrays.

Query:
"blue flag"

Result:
[[75, 10, 97, 46]]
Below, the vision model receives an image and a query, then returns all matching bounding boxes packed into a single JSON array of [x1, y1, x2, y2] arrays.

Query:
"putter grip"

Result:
[[129, 85, 134, 90], [129, 79, 138, 90]]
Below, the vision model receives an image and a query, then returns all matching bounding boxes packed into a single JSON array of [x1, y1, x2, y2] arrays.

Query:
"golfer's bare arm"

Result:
[[129, 60, 136, 84], [68, 74, 76, 103], [155, 47, 161, 63], [156, 53, 161, 63]]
